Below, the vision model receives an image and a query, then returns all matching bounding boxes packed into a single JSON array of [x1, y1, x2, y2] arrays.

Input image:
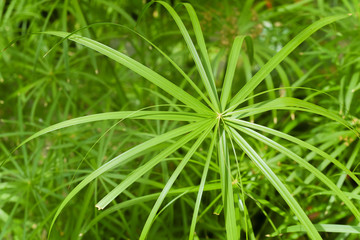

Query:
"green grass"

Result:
[[1, 1, 360, 239]]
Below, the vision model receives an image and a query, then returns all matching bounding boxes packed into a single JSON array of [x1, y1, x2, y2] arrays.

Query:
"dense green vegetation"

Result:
[[1, 0, 360, 239]]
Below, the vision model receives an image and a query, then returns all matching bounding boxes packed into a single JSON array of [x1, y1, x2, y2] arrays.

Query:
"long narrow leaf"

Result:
[[220, 35, 253, 111], [189, 123, 218, 240], [226, 97, 358, 136], [156, 1, 220, 111], [225, 118, 360, 186], [182, 3, 217, 101], [219, 129, 239, 240], [44, 31, 212, 114], [139, 119, 217, 239], [227, 14, 350, 112], [228, 127, 322, 240], [83, 182, 222, 234], [269, 224, 360, 237], [95, 120, 213, 210], [47, 120, 210, 237], [234, 125, 360, 222], [12, 110, 207, 153]]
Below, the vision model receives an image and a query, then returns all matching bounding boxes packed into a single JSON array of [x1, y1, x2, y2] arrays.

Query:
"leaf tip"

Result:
[[291, 113, 295, 121], [95, 204, 103, 210]]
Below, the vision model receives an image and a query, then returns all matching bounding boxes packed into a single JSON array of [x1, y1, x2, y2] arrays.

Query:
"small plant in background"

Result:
[[1, 1, 360, 239]]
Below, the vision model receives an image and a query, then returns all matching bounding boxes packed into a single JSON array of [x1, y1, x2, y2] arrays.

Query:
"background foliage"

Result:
[[1, 0, 360, 239]]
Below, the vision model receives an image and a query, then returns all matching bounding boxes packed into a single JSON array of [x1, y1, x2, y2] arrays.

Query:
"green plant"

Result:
[[2, 1, 360, 239]]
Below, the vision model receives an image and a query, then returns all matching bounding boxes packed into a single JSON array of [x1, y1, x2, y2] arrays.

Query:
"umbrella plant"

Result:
[[4, 1, 360, 239]]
